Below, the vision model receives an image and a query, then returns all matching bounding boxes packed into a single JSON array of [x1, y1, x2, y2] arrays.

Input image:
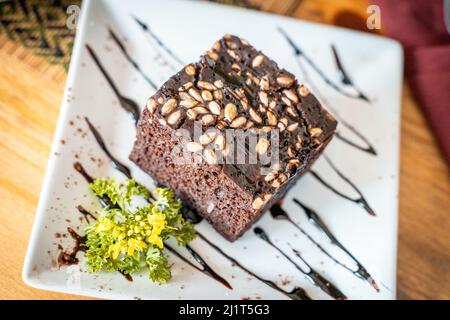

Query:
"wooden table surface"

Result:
[[0, 0, 448, 300]]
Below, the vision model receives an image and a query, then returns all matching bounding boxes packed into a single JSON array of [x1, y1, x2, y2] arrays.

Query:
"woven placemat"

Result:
[[0, 0, 81, 72], [0, 0, 259, 75]]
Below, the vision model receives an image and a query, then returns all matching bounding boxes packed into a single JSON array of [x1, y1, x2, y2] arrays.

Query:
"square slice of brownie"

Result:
[[130, 34, 337, 241]]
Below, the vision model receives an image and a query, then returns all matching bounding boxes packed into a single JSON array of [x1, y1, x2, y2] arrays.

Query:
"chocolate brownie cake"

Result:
[[130, 35, 337, 241]]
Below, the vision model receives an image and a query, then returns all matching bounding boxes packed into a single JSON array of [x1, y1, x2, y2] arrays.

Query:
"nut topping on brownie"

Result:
[[130, 35, 337, 241]]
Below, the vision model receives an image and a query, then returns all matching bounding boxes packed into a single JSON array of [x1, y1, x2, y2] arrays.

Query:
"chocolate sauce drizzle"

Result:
[[186, 245, 232, 289], [57, 227, 86, 266], [277, 26, 369, 102], [253, 227, 347, 300], [160, 244, 227, 289], [271, 202, 379, 291], [73, 162, 112, 208], [85, 44, 140, 124], [293, 198, 379, 291], [300, 57, 377, 156], [310, 156, 376, 216], [330, 44, 369, 101], [181, 207, 311, 299], [197, 231, 311, 300], [108, 27, 158, 90], [84, 117, 132, 179], [76, 205, 96, 224], [119, 271, 133, 282], [277, 27, 377, 156], [335, 128, 376, 156], [132, 16, 184, 66]]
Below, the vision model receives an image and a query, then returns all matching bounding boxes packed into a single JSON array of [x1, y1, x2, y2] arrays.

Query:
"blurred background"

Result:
[[0, 0, 448, 299]]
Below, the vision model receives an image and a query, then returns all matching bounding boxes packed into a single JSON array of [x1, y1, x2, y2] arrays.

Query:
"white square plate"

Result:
[[23, 0, 403, 300]]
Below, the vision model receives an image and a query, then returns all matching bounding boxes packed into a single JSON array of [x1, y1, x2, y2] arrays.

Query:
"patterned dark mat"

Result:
[[0, 0, 81, 71], [0, 0, 256, 72]]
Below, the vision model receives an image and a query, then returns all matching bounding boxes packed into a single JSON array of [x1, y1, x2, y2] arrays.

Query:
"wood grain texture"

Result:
[[0, 0, 448, 300]]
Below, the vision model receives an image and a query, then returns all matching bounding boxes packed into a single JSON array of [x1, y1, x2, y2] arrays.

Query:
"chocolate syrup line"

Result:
[[270, 205, 355, 272], [331, 44, 369, 101], [108, 27, 158, 90], [330, 44, 351, 85], [85, 44, 140, 124], [311, 156, 376, 216], [293, 198, 379, 291], [335, 130, 376, 156], [84, 117, 132, 179], [271, 203, 379, 292], [296, 55, 376, 155], [278, 26, 370, 103], [76, 205, 96, 224], [57, 227, 86, 266], [196, 232, 311, 300], [163, 244, 232, 290], [180, 207, 311, 299], [132, 15, 184, 66], [253, 227, 347, 300], [282, 32, 377, 156], [185, 245, 232, 290], [73, 159, 231, 289]]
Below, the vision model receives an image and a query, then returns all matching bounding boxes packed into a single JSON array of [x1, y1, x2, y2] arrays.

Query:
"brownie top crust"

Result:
[[145, 34, 337, 210]]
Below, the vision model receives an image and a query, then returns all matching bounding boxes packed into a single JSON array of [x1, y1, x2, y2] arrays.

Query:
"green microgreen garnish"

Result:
[[84, 178, 196, 284]]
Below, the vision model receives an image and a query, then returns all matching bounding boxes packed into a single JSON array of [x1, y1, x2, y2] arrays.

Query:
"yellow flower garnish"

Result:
[[85, 180, 196, 284]]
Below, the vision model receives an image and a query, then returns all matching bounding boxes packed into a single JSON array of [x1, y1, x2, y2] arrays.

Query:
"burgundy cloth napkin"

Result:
[[373, 0, 450, 164]]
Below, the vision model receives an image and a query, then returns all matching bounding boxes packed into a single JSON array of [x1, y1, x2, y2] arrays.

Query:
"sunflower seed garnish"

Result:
[[206, 50, 219, 61], [199, 131, 217, 145], [255, 137, 270, 155], [186, 109, 198, 120], [201, 114, 215, 126], [185, 64, 196, 76], [203, 149, 218, 165], [309, 127, 322, 137], [287, 122, 299, 132], [230, 116, 246, 128], [260, 75, 269, 91], [186, 141, 204, 152], [192, 106, 209, 114], [197, 81, 216, 90], [214, 135, 226, 150], [276, 76, 294, 87], [266, 110, 278, 126], [283, 89, 299, 103], [249, 108, 262, 123], [167, 110, 181, 125], [298, 85, 310, 96], [213, 80, 224, 89], [213, 89, 223, 100], [252, 196, 264, 210], [224, 103, 238, 122], [207, 101, 221, 115], [161, 98, 177, 115], [259, 91, 269, 106], [179, 97, 199, 108], [252, 54, 264, 68], [147, 98, 157, 113], [201, 90, 213, 101], [189, 88, 203, 102]]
